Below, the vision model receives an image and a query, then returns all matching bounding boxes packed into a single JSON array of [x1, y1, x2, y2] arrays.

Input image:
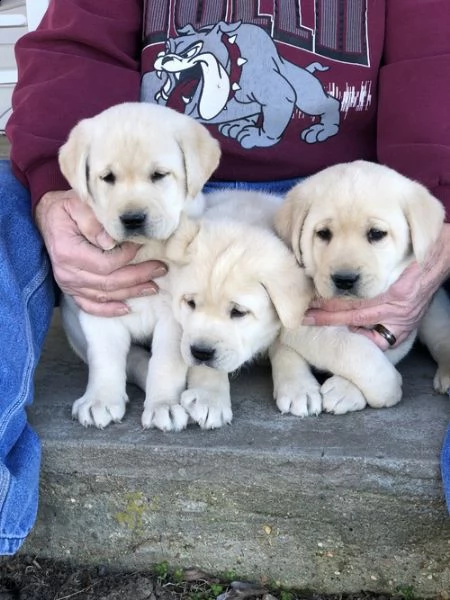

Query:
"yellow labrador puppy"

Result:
[[59, 102, 220, 430], [163, 190, 312, 429], [273, 160, 450, 415]]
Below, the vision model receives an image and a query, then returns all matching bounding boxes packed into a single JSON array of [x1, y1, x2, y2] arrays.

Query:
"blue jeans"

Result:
[[203, 176, 302, 196], [0, 160, 54, 554]]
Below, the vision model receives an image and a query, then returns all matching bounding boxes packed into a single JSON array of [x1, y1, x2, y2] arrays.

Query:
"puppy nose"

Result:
[[120, 211, 147, 230], [190, 345, 216, 363], [331, 271, 360, 291]]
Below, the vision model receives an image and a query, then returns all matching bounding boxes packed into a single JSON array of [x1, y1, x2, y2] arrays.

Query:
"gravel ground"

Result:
[[0, 555, 435, 600]]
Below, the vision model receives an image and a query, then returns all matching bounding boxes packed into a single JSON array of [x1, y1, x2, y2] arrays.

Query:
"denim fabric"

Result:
[[0, 160, 54, 554], [204, 176, 303, 196], [442, 423, 450, 512]]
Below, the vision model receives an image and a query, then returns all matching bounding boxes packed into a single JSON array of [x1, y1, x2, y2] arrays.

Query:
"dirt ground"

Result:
[[0, 555, 436, 600]]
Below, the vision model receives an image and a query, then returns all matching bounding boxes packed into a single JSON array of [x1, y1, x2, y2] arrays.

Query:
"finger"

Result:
[[309, 294, 386, 312], [72, 295, 131, 318], [349, 326, 392, 351], [52, 233, 140, 275], [350, 325, 410, 350], [304, 306, 386, 327], [57, 233, 167, 277], [64, 194, 116, 250], [70, 282, 159, 304], [56, 260, 167, 295]]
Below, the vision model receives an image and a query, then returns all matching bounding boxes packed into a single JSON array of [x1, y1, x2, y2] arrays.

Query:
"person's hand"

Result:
[[35, 190, 168, 317], [303, 224, 450, 350]]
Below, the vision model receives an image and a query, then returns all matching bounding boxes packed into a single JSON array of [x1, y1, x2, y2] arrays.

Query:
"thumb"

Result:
[[64, 193, 116, 250]]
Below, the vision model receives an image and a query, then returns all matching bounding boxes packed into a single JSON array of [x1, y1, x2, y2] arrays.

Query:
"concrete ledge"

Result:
[[23, 310, 450, 595]]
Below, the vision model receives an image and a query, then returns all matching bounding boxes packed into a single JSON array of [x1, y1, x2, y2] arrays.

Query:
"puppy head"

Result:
[[169, 220, 312, 372], [58, 102, 221, 242], [275, 160, 444, 299]]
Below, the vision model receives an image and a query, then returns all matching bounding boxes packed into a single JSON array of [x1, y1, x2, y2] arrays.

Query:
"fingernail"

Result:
[[118, 306, 130, 315], [302, 316, 315, 326], [140, 287, 157, 296], [96, 230, 115, 250], [153, 266, 168, 277]]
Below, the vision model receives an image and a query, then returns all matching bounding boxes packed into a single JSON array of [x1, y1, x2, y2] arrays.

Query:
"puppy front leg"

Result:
[[282, 326, 403, 414], [72, 314, 130, 428], [269, 338, 322, 417], [141, 316, 189, 432], [181, 365, 232, 429]]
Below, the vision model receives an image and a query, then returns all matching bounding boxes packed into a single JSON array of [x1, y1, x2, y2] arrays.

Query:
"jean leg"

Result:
[[441, 424, 450, 512], [203, 176, 304, 196], [0, 160, 54, 554]]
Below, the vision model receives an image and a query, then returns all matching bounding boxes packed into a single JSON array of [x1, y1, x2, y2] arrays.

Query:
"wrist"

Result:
[[35, 189, 72, 231]]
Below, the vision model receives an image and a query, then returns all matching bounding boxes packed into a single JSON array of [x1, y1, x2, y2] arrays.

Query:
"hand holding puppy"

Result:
[[35, 189, 166, 317]]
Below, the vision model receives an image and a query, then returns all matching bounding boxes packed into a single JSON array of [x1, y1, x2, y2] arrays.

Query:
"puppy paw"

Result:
[[321, 376, 366, 414], [365, 369, 403, 408], [141, 403, 188, 432], [72, 393, 128, 428], [433, 367, 450, 395], [275, 381, 322, 417], [181, 388, 232, 429]]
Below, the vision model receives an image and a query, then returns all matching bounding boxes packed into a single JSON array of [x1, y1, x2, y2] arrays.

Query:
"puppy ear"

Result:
[[176, 120, 221, 199], [402, 181, 445, 263], [165, 214, 200, 264], [58, 118, 92, 202], [274, 184, 311, 265], [261, 251, 313, 329]]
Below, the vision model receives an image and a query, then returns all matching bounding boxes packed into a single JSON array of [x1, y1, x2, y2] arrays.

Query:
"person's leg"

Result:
[[203, 176, 303, 196], [441, 424, 450, 512], [0, 160, 55, 554]]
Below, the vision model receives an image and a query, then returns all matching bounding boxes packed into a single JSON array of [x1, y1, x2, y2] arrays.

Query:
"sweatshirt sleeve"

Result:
[[377, 0, 450, 220], [6, 0, 143, 206]]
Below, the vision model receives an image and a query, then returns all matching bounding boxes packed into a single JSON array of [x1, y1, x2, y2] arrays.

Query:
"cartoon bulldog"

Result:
[[142, 21, 341, 149]]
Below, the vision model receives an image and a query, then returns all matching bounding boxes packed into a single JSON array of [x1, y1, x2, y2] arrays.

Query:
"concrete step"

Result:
[[23, 309, 450, 596]]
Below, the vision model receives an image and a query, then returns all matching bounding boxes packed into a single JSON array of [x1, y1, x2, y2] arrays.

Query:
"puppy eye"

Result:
[[184, 297, 196, 310], [367, 228, 387, 243], [316, 228, 332, 242], [100, 172, 116, 184], [230, 307, 249, 319], [151, 171, 167, 183]]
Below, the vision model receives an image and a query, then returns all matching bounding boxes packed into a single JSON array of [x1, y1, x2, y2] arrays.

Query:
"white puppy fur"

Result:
[[162, 190, 312, 429], [58, 102, 221, 430], [273, 160, 450, 415]]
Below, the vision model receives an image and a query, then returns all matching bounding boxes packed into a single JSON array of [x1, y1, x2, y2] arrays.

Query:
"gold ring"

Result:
[[373, 324, 397, 347]]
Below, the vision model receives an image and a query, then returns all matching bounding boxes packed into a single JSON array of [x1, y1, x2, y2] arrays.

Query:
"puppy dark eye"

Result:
[[100, 172, 116, 184], [367, 228, 387, 243], [230, 307, 248, 319], [151, 172, 167, 182], [316, 228, 332, 242], [184, 298, 196, 310]]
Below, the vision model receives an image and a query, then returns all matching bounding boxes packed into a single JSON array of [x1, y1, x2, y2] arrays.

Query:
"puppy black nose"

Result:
[[190, 345, 215, 363], [332, 272, 360, 291], [120, 211, 147, 230]]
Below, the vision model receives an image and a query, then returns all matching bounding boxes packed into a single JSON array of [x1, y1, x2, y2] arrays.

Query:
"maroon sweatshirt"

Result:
[[6, 0, 450, 219]]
